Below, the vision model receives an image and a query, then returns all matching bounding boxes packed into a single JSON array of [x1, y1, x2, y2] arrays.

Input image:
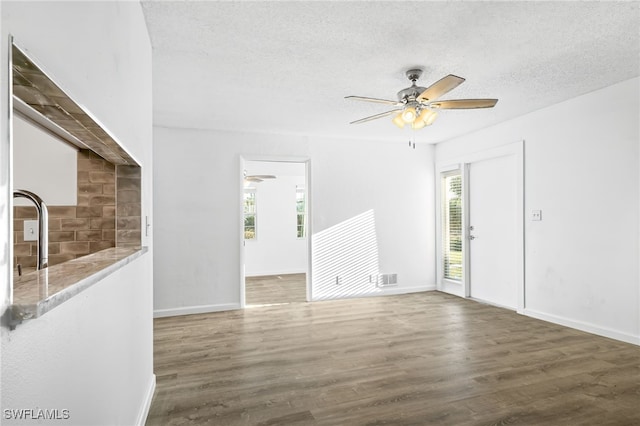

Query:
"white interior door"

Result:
[[468, 154, 518, 309]]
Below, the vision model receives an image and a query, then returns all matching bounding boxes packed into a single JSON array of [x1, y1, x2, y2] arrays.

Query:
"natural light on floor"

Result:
[[311, 209, 381, 300]]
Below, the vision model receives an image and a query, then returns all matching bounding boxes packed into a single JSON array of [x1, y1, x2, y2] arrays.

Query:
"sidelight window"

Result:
[[442, 172, 462, 280], [244, 188, 257, 240], [296, 186, 306, 238]]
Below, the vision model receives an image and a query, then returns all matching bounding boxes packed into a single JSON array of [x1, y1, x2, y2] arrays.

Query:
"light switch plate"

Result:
[[531, 210, 542, 221], [24, 220, 38, 241]]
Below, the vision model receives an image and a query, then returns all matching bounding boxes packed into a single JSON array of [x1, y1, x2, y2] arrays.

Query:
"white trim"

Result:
[[8, 35, 15, 305], [439, 163, 461, 173], [380, 284, 436, 295], [434, 164, 458, 295], [462, 163, 470, 298], [153, 303, 240, 318], [135, 374, 156, 426], [311, 284, 435, 302], [239, 156, 313, 305], [523, 308, 640, 346], [239, 156, 247, 308], [246, 269, 307, 277], [305, 160, 313, 302]]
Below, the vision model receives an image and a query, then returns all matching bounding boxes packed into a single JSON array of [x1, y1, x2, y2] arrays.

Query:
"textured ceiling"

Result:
[[142, 1, 639, 144]]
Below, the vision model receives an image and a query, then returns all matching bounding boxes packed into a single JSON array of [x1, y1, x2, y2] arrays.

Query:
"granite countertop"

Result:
[[11, 246, 147, 326]]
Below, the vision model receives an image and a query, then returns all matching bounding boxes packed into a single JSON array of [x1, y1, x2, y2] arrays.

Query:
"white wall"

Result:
[[153, 127, 435, 315], [244, 161, 306, 277], [435, 77, 640, 344], [13, 114, 77, 206], [1, 2, 155, 425]]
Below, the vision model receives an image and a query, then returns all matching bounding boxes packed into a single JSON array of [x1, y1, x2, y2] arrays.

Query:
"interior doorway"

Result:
[[240, 158, 310, 307]]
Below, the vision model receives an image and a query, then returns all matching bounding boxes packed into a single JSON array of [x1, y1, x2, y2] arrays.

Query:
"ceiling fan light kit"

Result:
[[346, 68, 498, 131]]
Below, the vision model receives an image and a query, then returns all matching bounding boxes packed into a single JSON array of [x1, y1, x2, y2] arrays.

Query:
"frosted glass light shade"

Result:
[[392, 114, 405, 128], [411, 119, 426, 129], [420, 109, 438, 126], [401, 107, 417, 123]]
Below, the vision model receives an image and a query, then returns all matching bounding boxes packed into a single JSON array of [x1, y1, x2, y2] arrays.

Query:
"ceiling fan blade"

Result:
[[417, 75, 465, 102], [245, 176, 264, 182], [250, 175, 276, 179], [350, 109, 402, 124], [430, 99, 498, 109], [345, 96, 401, 106]]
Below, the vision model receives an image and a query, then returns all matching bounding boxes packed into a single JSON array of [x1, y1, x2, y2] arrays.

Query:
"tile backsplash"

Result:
[[13, 149, 141, 276]]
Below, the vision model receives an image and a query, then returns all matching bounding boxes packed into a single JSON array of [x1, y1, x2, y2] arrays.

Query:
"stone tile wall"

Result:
[[116, 165, 142, 248], [13, 149, 141, 275]]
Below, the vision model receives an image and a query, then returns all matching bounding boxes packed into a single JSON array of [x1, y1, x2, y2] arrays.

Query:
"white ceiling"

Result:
[[142, 1, 639, 145]]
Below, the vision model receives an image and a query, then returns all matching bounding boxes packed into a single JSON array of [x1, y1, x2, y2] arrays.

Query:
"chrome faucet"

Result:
[[13, 189, 48, 270]]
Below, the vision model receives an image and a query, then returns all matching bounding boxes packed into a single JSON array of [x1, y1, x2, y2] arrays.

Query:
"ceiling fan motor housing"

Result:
[[397, 86, 427, 103]]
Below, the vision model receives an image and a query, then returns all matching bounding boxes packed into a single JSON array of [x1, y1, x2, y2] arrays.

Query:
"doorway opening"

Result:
[[240, 158, 310, 308]]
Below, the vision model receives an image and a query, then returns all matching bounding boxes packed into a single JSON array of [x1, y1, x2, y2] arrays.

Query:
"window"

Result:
[[296, 186, 306, 238], [442, 172, 462, 280], [244, 188, 257, 240]]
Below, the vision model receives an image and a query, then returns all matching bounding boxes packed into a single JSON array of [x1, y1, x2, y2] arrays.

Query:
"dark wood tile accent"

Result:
[[48, 206, 76, 217], [59, 241, 89, 255], [76, 206, 104, 218], [60, 218, 90, 231], [76, 230, 102, 241], [13, 243, 31, 256], [48, 243, 60, 255], [116, 165, 141, 248], [89, 241, 115, 252], [78, 183, 103, 195], [49, 231, 75, 242], [90, 217, 115, 230], [48, 218, 61, 231], [14, 206, 36, 219], [48, 254, 76, 265], [89, 171, 115, 184], [116, 230, 141, 248]]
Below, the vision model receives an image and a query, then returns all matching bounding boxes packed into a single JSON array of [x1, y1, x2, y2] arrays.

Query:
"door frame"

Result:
[[435, 141, 525, 313], [239, 155, 312, 308]]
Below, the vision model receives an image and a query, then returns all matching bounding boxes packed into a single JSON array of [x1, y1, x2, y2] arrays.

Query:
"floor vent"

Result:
[[377, 273, 398, 287]]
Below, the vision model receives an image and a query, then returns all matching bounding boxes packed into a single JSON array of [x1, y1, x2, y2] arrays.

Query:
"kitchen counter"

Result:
[[10, 246, 147, 326]]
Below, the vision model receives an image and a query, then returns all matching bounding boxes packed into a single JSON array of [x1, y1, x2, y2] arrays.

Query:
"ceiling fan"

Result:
[[244, 170, 277, 183], [345, 69, 498, 130]]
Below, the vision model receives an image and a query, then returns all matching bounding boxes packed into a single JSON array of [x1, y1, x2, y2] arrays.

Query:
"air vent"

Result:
[[377, 273, 397, 287]]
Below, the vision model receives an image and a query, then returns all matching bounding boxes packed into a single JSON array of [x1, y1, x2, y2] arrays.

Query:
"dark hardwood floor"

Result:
[[147, 276, 639, 425]]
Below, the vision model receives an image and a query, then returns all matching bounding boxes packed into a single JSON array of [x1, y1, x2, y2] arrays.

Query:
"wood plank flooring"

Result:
[[147, 278, 639, 425], [245, 274, 307, 306]]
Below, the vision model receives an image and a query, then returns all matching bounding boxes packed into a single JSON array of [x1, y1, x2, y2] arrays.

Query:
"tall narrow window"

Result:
[[442, 172, 462, 280], [296, 186, 306, 238], [244, 188, 257, 240]]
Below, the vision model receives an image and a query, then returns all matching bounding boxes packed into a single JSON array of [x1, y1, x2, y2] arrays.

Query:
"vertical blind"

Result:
[[443, 173, 462, 280]]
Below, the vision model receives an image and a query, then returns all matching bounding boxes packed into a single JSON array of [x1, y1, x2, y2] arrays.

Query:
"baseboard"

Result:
[[136, 374, 156, 426], [523, 308, 639, 346], [245, 269, 306, 277], [153, 303, 240, 318], [312, 284, 435, 301], [379, 284, 437, 296]]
